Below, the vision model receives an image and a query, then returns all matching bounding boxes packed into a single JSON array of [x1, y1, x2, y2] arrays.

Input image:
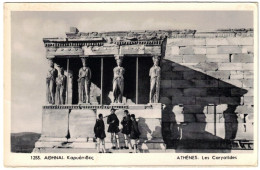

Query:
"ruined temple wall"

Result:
[[160, 34, 254, 140]]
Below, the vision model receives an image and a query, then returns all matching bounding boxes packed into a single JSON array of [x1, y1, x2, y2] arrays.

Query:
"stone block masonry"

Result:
[[39, 27, 254, 151], [161, 29, 254, 142]]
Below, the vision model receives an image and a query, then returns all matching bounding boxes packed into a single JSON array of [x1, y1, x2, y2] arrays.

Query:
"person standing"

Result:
[[130, 114, 141, 153], [121, 110, 132, 149], [107, 108, 120, 149], [94, 114, 107, 153]]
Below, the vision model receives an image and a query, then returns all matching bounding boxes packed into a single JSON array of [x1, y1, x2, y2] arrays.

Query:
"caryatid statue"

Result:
[[55, 67, 67, 105], [149, 56, 161, 103], [113, 55, 125, 103], [78, 57, 92, 104], [46, 59, 58, 105]]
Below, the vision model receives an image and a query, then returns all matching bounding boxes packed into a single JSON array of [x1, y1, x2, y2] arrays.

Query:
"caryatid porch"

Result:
[[34, 27, 166, 152]]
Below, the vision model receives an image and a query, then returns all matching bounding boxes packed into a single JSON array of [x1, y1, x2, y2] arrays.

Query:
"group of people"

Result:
[[94, 108, 141, 153]]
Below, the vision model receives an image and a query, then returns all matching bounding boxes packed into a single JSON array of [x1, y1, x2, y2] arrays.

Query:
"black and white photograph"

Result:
[[4, 2, 257, 167]]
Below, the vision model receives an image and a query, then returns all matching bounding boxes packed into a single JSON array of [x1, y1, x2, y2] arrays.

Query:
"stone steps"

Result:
[[33, 147, 253, 153]]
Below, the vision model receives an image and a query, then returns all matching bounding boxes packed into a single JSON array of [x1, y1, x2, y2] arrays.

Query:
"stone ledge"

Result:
[[43, 27, 253, 45], [43, 104, 162, 110]]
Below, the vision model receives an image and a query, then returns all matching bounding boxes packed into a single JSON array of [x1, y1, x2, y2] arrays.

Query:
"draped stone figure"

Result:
[[55, 67, 67, 105], [149, 56, 161, 103], [113, 56, 125, 103], [78, 58, 91, 104], [46, 59, 58, 104]]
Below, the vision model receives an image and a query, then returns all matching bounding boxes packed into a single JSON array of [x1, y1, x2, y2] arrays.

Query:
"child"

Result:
[[94, 114, 107, 153], [121, 110, 132, 149], [107, 108, 120, 149], [130, 114, 141, 153]]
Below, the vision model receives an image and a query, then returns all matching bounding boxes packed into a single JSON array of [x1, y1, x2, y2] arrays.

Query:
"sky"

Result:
[[11, 11, 253, 133]]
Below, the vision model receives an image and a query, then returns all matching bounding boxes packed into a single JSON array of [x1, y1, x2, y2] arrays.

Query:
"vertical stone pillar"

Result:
[[112, 54, 125, 103], [66, 70, 73, 104], [149, 56, 161, 103], [78, 57, 91, 104], [46, 59, 58, 105]]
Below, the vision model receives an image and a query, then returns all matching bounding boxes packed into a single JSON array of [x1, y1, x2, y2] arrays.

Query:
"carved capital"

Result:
[[80, 57, 89, 65], [152, 55, 160, 61], [48, 58, 55, 67], [114, 54, 124, 61]]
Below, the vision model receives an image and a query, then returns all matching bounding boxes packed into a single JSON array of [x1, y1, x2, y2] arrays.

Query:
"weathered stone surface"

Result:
[[206, 37, 253, 46], [164, 55, 183, 63], [179, 46, 194, 55], [206, 88, 231, 97], [243, 88, 254, 97], [206, 47, 218, 54], [160, 96, 172, 105], [172, 96, 196, 105], [161, 88, 184, 97], [165, 45, 180, 56], [180, 47, 207, 55], [228, 71, 243, 80], [47, 47, 84, 57], [242, 79, 254, 88], [167, 38, 206, 46], [193, 80, 219, 87], [183, 70, 207, 80], [183, 55, 206, 63], [193, 62, 219, 71], [242, 63, 254, 70], [206, 54, 230, 62], [241, 46, 254, 54], [69, 109, 96, 138], [217, 46, 242, 54], [161, 71, 183, 80], [243, 96, 254, 105], [183, 105, 205, 113], [144, 46, 161, 55], [42, 109, 69, 138], [160, 80, 172, 88], [193, 47, 207, 54], [219, 97, 242, 105], [231, 54, 254, 63], [230, 88, 249, 97], [243, 71, 254, 79], [235, 105, 254, 114], [83, 44, 161, 55], [218, 79, 243, 88], [121, 45, 145, 54], [236, 123, 254, 140], [196, 97, 220, 105], [182, 114, 196, 122], [183, 88, 207, 97], [138, 119, 163, 140], [218, 63, 243, 70], [161, 61, 172, 71], [171, 80, 194, 88], [206, 71, 230, 79]]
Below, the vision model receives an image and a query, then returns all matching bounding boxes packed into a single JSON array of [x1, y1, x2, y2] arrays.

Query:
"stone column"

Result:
[[46, 59, 58, 105], [78, 57, 91, 104], [66, 70, 73, 104], [112, 54, 125, 103], [149, 56, 161, 103], [55, 66, 67, 105]]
